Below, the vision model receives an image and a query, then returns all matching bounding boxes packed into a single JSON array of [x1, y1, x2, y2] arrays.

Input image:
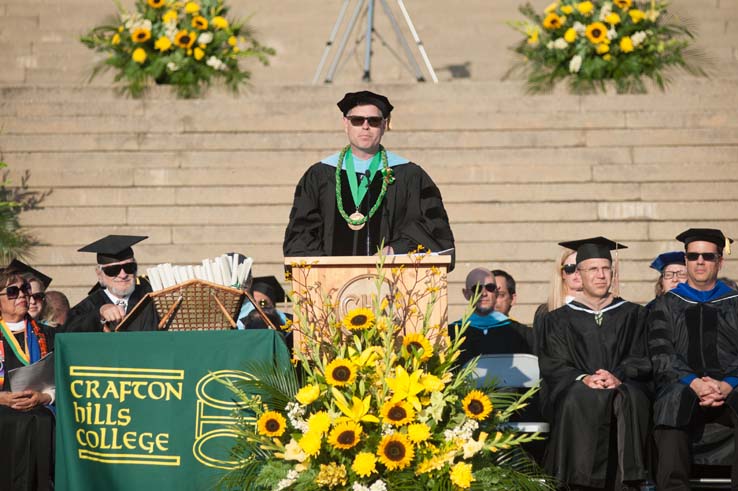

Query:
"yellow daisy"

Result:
[[564, 27, 577, 43], [629, 9, 645, 23], [212, 16, 229, 29], [342, 307, 375, 331], [111, 33, 121, 45], [462, 390, 493, 421], [377, 433, 414, 471], [605, 12, 621, 25], [597, 43, 610, 54], [407, 422, 431, 443], [132, 28, 151, 43], [295, 384, 320, 405], [256, 410, 286, 437], [450, 462, 474, 489], [298, 430, 322, 457], [542, 12, 564, 30], [307, 411, 332, 435], [194, 47, 205, 60], [352, 452, 377, 478], [561, 5, 574, 14], [174, 30, 196, 49], [620, 36, 634, 53], [132, 48, 147, 64], [402, 333, 433, 362], [324, 358, 357, 387], [154, 36, 172, 52], [585, 22, 608, 44], [576, 1, 594, 15], [381, 400, 415, 426], [184, 1, 199, 14], [191, 15, 208, 30], [328, 421, 362, 450], [163, 9, 178, 23]]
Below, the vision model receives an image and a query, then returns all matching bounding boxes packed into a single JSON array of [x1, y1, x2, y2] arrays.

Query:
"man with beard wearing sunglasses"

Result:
[[648, 228, 738, 490], [449, 267, 534, 368], [61, 235, 158, 333], [283, 91, 455, 270]]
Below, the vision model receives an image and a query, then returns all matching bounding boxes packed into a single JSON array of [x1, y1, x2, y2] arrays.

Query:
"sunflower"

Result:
[[381, 400, 415, 426], [462, 390, 493, 421], [174, 30, 196, 49], [542, 12, 564, 30], [132, 28, 151, 43], [377, 433, 414, 471], [402, 333, 433, 362], [328, 421, 362, 450], [407, 423, 431, 443], [352, 452, 377, 477], [585, 22, 608, 44], [613, 0, 632, 9], [450, 462, 474, 489], [191, 15, 208, 30], [256, 410, 286, 437], [147, 0, 165, 8], [342, 307, 375, 331], [324, 358, 357, 386]]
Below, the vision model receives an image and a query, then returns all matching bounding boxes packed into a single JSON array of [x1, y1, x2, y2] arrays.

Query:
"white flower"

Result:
[[607, 28, 618, 40], [598, 2, 612, 21], [381, 424, 395, 437], [352, 484, 370, 491], [167, 62, 179, 72], [369, 481, 388, 491], [285, 402, 308, 432], [206, 56, 227, 71], [276, 469, 300, 490], [553, 38, 568, 49], [569, 55, 583, 73], [573, 21, 586, 35], [197, 32, 213, 45], [546, 41, 554, 49], [632, 30, 647, 47]]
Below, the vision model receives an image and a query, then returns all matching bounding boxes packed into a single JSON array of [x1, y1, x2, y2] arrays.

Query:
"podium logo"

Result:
[[336, 274, 392, 318], [193, 370, 252, 470]]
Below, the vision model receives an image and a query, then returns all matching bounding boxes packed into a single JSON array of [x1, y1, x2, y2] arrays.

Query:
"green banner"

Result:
[[55, 330, 290, 491]]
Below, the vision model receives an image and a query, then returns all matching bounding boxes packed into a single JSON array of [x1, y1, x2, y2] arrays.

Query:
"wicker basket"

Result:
[[149, 279, 245, 331]]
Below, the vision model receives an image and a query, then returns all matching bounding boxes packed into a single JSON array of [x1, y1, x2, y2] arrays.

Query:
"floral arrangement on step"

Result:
[[80, 0, 275, 98], [218, 252, 552, 490], [506, 0, 709, 93]]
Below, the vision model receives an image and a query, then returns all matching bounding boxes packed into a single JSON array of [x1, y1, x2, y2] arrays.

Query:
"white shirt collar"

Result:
[[104, 290, 130, 307]]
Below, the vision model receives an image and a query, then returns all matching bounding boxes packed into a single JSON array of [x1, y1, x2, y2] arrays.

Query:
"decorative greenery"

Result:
[[81, 0, 275, 98], [218, 251, 553, 490], [505, 0, 709, 93], [0, 161, 48, 264]]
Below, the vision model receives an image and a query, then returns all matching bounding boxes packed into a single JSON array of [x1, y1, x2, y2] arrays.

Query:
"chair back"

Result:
[[470, 353, 540, 389]]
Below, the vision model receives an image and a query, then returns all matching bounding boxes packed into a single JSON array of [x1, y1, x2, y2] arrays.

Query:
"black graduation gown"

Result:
[[61, 282, 158, 332], [0, 320, 55, 491], [538, 298, 651, 487], [283, 161, 455, 270], [648, 288, 738, 429], [449, 319, 534, 368]]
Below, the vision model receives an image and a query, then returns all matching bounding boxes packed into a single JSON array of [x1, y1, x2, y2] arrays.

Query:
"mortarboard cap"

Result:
[[557, 236, 627, 264], [676, 228, 733, 255], [337, 91, 394, 118], [251, 276, 285, 304], [7, 259, 52, 288], [78, 235, 147, 264], [650, 251, 686, 272]]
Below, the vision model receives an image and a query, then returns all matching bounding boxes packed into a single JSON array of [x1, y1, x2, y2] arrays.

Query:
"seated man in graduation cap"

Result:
[[237, 276, 290, 329], [449, 267, 533, 368], [61, 235, 158, 332], [648, 228, 738, 490], [538, 237, 651, 490], [283, 90, 455, 269]]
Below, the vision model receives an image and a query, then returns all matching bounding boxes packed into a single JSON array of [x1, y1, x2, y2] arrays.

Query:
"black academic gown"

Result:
[[538, 298, 651, 488], [61, 281, 158, 332], [449, 318, 534, 368], [0, 320, 55, 491], [283, 161, 455, 270], [648, 287, 738, 429]]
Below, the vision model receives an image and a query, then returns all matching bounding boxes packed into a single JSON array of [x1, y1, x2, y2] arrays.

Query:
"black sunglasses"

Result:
[[0, 282, 32, 300], [101, 262, 138, 277], [346, 115, 384, 128], [473, 282, 497, 293], [30, 292, 46, 302], [686, 252, 720, 262], [561, 263, 578, 275]]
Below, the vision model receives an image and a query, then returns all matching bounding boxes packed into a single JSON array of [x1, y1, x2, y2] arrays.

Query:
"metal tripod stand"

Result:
[[312, 0, 438, 84]]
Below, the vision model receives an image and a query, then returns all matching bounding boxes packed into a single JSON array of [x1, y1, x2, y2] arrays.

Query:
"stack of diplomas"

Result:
[[146, 254, 252, 291]]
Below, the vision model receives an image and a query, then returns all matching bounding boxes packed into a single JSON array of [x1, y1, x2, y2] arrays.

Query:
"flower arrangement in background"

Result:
[[506, 0, 709, 93], [81, 0, 275, 98], [218, 252, 552, 490]]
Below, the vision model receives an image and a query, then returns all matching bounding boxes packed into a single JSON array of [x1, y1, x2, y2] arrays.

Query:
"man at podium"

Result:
[[283, 90, 455, 269]]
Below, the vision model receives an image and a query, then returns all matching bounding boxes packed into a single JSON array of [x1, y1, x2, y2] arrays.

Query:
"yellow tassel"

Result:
[[726, 237, 731, 256]]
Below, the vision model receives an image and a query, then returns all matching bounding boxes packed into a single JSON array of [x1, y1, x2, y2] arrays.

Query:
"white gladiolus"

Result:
[[573, 21, 586, 34], [553, 38, 568, 49], [206, 56, 227, 71], [197, 32, 213, 45], [569, 55, 583, 73], [632, 30, 647, 47], [607, 28, 618, 40]]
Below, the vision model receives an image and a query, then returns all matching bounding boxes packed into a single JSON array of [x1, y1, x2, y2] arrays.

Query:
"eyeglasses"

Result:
[[101, 262, 138, 277], [257, 299, 272, 308], [686, 252, 720, 262], [472, 282, 497, 293], [663, 271, 688, 280], [29, 292, 46, 302], [561, 263, 577, 275], [579, 266, 612, 276], [346, 115, 384, 128], [0, 282, 32, 300]]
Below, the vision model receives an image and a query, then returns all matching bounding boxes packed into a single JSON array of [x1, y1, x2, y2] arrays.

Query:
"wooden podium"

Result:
[[284, 254, 451, 351]]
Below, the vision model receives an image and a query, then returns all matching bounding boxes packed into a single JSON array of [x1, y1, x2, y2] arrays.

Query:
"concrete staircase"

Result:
[[1, 0, 737, 323]]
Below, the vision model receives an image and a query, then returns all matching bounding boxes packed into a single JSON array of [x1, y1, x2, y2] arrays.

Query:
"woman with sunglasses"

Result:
[[0, 266, 55, 491], [533, 248, 583, 327]]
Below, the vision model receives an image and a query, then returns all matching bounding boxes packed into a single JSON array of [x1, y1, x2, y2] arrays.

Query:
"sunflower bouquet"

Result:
[[80, 0, 275, 98], [218, 252, 552, 490], [506, 0, 708, 93]]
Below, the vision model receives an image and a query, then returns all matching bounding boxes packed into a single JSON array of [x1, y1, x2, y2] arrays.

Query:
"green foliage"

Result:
[[505, 0, 710, 94], [81, 0, 275, 98], [0, 162, 49, 264]]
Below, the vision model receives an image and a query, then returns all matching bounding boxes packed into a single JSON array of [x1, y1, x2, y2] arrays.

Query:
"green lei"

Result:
[[335, 145, 395, 228]]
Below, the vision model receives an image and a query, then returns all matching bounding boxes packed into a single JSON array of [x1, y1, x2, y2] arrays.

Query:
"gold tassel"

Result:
[[726, 237, 731, 256]]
